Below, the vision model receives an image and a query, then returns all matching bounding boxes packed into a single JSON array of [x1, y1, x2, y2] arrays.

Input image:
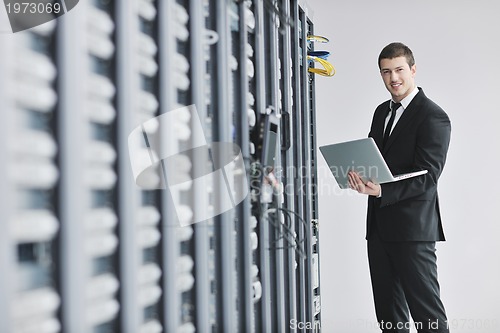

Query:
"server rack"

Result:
[[0, 0, 323, 332], [0, 21, 61, 333], [58, 2, 121, 332], [116, 0, 164, 332]]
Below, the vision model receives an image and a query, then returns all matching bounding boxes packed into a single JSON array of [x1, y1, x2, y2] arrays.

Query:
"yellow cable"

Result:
[[307, 35, 329, 43], [307, 55, 336, 77]]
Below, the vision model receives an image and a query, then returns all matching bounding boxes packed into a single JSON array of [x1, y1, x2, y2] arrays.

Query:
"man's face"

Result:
[[379, 56, 416, 102]]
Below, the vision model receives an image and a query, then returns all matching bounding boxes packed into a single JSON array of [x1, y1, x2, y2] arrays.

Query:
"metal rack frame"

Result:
[[0, 0, 322, 332]]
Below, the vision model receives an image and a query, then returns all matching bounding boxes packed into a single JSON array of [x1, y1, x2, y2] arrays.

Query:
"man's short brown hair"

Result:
[[378, 42, 415, 69]]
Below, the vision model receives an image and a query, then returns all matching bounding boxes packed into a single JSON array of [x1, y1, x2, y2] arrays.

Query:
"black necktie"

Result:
[[382, 102, 401, 148]]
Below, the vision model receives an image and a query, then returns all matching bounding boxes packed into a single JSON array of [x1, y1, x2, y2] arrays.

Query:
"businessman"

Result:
[[348, 42, 451, 333]]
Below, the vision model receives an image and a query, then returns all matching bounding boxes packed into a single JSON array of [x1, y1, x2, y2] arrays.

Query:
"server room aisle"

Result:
[[0, 0, 332, 332]]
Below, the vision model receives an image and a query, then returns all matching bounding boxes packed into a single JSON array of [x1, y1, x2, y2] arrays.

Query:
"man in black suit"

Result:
[[348, 42, 451, 333]]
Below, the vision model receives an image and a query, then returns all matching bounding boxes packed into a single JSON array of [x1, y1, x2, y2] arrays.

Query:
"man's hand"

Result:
[[348, 171, 381, 197]]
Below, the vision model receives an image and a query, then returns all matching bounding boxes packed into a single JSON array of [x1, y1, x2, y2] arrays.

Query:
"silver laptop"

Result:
[[319, 138, 427, 189]]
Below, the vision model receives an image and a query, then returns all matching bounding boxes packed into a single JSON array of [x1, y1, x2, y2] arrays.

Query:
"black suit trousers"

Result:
[[368, 226, 449, 333]]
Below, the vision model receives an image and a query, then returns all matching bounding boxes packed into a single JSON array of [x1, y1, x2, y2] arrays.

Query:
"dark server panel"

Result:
[[0, 1, 322, 332], [0, 21, 61, 333]]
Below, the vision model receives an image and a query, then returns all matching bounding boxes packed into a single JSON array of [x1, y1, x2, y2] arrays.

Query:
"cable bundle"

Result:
[[306, 35, 329, 43], [307, 55, 336, 77], [306, 34, 336, 77]]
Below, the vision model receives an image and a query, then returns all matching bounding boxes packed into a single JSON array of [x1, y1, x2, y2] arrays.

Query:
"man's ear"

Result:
[[411, 64, 417, 77]]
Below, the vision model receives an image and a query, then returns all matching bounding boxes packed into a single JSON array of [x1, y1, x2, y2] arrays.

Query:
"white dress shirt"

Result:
[[384, 86, 420, 134], [378, 86, 419, 197]]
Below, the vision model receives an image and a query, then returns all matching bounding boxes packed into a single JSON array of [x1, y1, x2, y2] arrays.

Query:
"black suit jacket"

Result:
[[366, 88, 451, 241]]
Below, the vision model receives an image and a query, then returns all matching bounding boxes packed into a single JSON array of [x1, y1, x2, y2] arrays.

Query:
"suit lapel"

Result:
[[383, 89, 425, 154]]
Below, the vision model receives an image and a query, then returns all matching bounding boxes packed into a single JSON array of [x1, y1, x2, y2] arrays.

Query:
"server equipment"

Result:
[[0, 0, 326, 332]]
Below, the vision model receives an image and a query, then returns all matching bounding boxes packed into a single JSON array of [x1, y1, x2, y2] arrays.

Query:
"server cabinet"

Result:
[[0, 20, 61, 333], [0, 0, 323, 332], [58, 2, 121, 332]]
